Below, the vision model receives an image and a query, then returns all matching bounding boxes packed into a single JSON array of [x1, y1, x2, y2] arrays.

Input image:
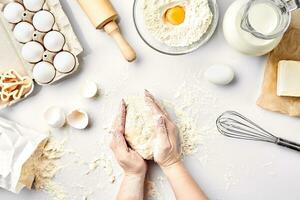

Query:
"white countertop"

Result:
[[1, 0, 300, 199]]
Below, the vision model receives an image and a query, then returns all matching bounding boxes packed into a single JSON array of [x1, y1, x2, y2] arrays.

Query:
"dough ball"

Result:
[[125, 96, 157, 160]]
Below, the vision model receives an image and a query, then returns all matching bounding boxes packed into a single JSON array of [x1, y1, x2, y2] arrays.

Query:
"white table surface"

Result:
[[1, 0, 300, 199]]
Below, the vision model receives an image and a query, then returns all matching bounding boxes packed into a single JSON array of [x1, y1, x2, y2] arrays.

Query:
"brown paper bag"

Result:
[[257, 11, 300, 117]]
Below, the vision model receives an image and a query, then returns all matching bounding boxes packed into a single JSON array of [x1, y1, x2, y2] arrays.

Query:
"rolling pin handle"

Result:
[[104, 21, 136, 62]]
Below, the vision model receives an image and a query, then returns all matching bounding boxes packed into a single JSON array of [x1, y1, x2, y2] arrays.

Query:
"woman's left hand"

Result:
[[110, 100, 147, 177]]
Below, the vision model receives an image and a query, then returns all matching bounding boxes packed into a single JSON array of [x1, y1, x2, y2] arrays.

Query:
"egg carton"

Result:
[[0, 0, 83, 85]]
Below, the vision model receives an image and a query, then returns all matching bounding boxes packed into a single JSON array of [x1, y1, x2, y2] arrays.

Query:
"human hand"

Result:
[[144, 90, 181, 169], [110, 100, 147, 177]]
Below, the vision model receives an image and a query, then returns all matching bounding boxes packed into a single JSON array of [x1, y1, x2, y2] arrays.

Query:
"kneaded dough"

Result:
[[125, 96, 157, 160]]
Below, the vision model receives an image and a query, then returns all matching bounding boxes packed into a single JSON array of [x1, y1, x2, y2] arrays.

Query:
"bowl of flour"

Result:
[[133, 0, 219, 55]]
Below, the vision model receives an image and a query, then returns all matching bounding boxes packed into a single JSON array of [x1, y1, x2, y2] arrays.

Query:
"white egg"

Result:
[[3, 2, 24, 23], [43, 31, 65, 52], [13, 22, 34, 43], [81, 81, 98, 98], [204, 64, 235, 85], [32, 61, 56, 83], [21, 41, 44, 63], [67, 109, 89, 130], [53, 51, 76, 73], [23, 0, 45, 12], [44, 106, 65, 128], [32, 10, 54, 32]]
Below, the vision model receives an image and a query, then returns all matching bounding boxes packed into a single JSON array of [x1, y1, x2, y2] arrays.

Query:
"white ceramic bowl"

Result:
[[133, 0, 219, 55]]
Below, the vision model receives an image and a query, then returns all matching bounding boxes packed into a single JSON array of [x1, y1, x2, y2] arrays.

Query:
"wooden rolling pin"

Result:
[[78, 0, 136, 62]]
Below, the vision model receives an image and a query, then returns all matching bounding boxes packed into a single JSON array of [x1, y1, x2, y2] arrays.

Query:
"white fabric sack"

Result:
[[0, 117, 48, 193]]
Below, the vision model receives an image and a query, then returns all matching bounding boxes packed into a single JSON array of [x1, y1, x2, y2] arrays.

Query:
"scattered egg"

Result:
[[13, 22, 34, 43], [23, 0, 45, 12], [53, 51, 76, 73], [44, 106, 65, 128], [43, 31, 65, 52], [32, 61, 56, 83], [164, 6, 185, 25], [81, 81, 98, 98], [32, 10, 55, 32], [3, 2, 25, 24], [21, 41, 44, 63], [204, 64, 235, 85], [67, 109, 89, 130]]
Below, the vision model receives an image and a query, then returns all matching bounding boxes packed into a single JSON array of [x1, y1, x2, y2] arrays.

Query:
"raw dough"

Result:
[[125, 96, 157, 160]]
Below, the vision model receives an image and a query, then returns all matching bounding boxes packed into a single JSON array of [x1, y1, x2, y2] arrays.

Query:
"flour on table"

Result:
[[175, 106, 201, 156], [84, 154, 116, 184], [33, 138, 67, 200], [143, 0, 213, 47]]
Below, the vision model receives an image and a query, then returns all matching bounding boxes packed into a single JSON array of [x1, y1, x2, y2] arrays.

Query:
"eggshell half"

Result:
[[81, 81, 98, 98], [44, 106, 65, 128], [67, 109, 89, 130]]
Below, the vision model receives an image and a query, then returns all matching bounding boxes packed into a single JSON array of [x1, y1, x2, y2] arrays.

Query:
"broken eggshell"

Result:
[[67, 109, 89, 130], [13, 22, 35, 43], [21, 41, 44, 63], [3, 2, 25, 24], [23, 0, 45, 12], [32, 10, 55, 32], [44, 106, 65, 128], [43, 31, 65, 52], [32, 61, 56, 84], [53, 51, 76, 73], [81, 81, 98, 99]]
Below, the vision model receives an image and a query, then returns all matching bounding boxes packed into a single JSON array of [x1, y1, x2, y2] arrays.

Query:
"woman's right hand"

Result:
[[144, 90, 181, 169]]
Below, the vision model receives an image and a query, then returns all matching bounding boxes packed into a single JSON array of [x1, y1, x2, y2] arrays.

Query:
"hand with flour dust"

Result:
[[145, 90, 208, 200], [110, 100, 146, 200], [144, 90, 181, 168]]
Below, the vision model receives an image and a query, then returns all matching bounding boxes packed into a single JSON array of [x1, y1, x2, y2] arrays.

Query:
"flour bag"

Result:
[[0, 117, 48, 193]]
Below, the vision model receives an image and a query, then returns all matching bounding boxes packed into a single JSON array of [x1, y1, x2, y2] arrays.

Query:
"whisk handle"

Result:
[[277, 138, 300, 152]]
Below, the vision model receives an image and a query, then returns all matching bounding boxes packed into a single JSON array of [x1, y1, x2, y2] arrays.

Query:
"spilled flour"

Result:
[[173, 80, 219, 161], [159, 80, 219, 158], [85, 154, 116, 184], [175, 106, 201, 156], [30, 138, 67, 200]]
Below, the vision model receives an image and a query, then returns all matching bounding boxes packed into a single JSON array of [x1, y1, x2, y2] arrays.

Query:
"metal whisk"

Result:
[[216, 111, 300, 152]]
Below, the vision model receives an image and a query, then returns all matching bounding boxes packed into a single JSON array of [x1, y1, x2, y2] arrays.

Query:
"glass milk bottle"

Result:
[[223, 0, 298, 56]]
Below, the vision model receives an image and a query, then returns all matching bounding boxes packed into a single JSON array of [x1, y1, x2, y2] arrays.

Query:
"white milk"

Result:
[[223, 0, 283, 56]]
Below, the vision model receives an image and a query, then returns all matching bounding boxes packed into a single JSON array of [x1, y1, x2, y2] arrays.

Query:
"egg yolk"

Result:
[[165, 6, 185, 25]]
